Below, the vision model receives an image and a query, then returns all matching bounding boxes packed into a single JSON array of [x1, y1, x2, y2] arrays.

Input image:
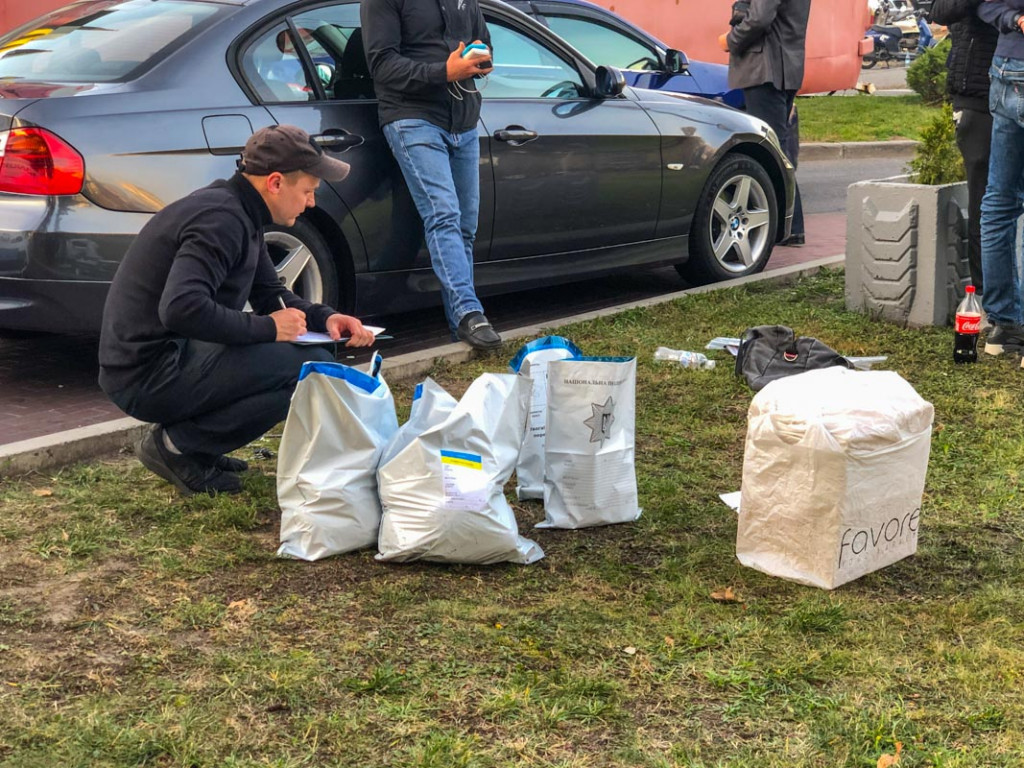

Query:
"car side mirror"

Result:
[[594, 66, 626, 98], [665, 49, 689, 74]]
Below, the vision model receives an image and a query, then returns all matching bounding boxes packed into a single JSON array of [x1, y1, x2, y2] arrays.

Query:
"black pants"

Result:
[[108, 340, 333, 456], [954, 106, 992, 294], [744, 83, 805, 236]]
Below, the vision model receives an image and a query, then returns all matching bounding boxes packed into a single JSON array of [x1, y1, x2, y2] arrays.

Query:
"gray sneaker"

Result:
[[984, 324, 1024, 356]]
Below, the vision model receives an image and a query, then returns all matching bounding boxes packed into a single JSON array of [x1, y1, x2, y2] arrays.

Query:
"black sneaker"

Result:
[[195, 453, 249, 473], [984, 324, 1024, 356], [456, 311, 502, 351], [135, 427, 242, 496]]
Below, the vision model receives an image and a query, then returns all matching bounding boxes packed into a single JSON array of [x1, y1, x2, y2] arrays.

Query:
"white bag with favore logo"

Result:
[[277, 354, 399, 561], [508, 336, 583, 500], [376, 373, 544, 565], [541, 356, 641, 529], [737, 367, 933, 589]]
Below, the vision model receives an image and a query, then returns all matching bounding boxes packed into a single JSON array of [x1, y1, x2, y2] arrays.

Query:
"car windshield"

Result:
[[0, 0, 225, 83]]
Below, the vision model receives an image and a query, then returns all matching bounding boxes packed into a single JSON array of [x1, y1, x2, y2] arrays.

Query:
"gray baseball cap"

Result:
[[239, 124, 350, 181]]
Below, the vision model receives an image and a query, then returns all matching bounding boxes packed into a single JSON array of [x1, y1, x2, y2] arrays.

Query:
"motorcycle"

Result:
[[862, 21, 905, 68], [862, 8, 936, 68]]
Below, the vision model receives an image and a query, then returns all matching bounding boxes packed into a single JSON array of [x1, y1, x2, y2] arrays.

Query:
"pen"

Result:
[[277, 296, 287, 311]]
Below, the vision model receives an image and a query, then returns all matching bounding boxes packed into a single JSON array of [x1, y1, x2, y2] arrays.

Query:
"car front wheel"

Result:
[[265, 219, 339, 309], [677, 154, 778, 285]]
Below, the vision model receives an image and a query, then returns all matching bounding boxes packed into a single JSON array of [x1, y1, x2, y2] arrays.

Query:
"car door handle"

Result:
[[314, 130, 364, 151], [494, 126, 538, 146]]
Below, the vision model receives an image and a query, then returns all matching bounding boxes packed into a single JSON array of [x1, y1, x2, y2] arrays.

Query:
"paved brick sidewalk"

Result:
[[0, 211, 845, 448]]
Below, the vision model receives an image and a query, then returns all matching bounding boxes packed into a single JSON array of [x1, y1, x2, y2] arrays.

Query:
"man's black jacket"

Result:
[[361, 0, 491, 133], [930, 0, 998, 112], [98, 174, 335, 393]]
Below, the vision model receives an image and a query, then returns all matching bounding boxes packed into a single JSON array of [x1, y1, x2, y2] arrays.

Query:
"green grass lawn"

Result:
[[799, 94, 938, 143], [2, 269, 1023, 767]]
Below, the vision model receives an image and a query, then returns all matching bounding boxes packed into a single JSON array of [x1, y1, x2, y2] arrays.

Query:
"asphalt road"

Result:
[[799, 156, 908, 214]]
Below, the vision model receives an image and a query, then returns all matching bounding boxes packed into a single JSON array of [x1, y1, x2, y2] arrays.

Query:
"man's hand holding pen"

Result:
[[272, 295, 307, 342]]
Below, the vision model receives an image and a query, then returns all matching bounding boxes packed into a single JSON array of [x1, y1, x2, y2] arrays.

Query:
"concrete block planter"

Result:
[[845, 176, 969, 327]]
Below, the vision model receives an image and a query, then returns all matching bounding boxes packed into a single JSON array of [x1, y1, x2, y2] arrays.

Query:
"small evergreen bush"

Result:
[[906, 37, 951, 106], [907, 102, 965, 184]]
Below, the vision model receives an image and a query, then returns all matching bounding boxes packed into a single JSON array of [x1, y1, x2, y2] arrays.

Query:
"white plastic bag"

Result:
[[541, 356, 641, 528], [508, 336, 583, 500], [377, 373, 544, 565], [379, 377, 458, 469], [737, 367, 934, 589], [277, 354, 399, 561]]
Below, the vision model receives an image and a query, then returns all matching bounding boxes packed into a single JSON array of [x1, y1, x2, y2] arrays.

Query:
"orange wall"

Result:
[[0, 0, 66, 34], [6, 0, 871, 92], [602, 0, 873, 94]]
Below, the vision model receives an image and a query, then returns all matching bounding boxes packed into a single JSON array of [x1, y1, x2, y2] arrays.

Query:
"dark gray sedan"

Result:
[[0, 0, 794, 333]]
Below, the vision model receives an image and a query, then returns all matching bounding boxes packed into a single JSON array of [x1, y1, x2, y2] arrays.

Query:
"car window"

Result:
[[240, 23, 317, 103], [0, 0, 225, 83], [545, 15, 660, 71], [484, 21, 584, 99], [239, 3, 373, 104]]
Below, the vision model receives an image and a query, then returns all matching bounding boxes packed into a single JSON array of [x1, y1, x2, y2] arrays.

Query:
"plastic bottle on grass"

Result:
[[953, 285, 981, 364], [654, 347, 716, 370]]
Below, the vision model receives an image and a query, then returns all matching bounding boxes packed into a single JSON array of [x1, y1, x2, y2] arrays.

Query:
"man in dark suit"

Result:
[[723, 0, 811, 245]]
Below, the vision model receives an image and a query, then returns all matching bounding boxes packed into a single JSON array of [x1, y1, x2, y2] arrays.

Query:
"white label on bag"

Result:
[[441, 450, 488, 511]]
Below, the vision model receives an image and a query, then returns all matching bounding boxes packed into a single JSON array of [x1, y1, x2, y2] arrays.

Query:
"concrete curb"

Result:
[[801, 140, 918, 161], [0, 254, 845, 479]]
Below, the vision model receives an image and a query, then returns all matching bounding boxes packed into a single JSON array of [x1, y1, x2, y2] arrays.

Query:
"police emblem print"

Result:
[[583, 396, 616, 446]]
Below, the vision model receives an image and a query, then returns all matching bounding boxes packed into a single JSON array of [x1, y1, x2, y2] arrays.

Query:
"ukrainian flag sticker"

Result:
[[441, 450, 483, 470]]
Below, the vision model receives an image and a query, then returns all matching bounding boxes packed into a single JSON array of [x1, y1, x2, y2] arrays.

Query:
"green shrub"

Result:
[[907, 37, 951, 106], [907, 102, 965, 184]]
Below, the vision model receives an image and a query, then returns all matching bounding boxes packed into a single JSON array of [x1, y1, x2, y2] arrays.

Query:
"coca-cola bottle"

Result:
[[954, 285, 982, 364]]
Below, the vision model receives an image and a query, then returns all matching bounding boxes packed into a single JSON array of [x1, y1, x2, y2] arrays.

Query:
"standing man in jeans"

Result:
[[361, 0, 501, 350], [977, 1, 1024, 356], [722, 0, 811, 246]]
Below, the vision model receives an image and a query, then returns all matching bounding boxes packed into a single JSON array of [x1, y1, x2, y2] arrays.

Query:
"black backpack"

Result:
[[735, 325, 854, 392]]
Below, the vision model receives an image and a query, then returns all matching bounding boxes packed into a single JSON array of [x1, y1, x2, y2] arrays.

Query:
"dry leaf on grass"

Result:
[[877, 742, 903, 768], [623, 646, 637, 656], [709, 587, 742, 603], [32, 489, 53, 497]]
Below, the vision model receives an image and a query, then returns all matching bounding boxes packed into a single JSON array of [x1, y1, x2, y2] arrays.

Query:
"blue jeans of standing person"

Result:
[[382, 119, 484, 333], [980, 57, 1024, 327]]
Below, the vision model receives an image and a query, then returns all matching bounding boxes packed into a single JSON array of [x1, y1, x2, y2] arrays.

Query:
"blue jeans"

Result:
[[382, 119, 484, 333], [980, 57, 1024, 327]]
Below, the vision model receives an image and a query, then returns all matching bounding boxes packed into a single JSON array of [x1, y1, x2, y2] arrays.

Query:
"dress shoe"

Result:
[[456, 311, 502, 351]]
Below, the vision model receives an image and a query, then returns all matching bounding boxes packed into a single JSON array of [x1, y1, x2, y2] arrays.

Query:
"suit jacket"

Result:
[[727, 0, 812, 92]]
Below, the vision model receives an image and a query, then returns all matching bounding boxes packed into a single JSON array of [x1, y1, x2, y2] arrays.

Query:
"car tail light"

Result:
[[0, 127, 85, 195]]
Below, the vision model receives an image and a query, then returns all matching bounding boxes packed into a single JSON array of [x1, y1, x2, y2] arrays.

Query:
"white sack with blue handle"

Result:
[[379, 377, 458, 469], [377, 373, 544, 565], [508, 336, 583, 500], [277, 353, 398, 561]]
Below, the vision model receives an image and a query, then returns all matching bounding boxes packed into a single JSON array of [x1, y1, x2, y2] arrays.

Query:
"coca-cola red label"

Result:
[[956, 313, 981, 334]]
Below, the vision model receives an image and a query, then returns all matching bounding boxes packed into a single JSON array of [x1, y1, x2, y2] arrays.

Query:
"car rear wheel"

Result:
[[676, 154, 777, 285], [265, 219, 339, 309]]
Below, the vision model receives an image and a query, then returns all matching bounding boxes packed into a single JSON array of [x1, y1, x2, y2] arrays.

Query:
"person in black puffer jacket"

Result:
[[929, 0, 998, 295]]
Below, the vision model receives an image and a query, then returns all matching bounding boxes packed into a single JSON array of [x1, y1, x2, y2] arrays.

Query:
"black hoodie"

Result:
[[360, 0, 491, 132]]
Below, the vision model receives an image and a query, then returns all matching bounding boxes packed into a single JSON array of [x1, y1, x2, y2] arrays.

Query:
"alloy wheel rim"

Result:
[[708, 173, 772, 274], [266, 231, 323, 304]]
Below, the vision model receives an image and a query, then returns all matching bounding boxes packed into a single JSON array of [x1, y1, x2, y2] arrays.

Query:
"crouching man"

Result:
[[99, 125, 375, 496]]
